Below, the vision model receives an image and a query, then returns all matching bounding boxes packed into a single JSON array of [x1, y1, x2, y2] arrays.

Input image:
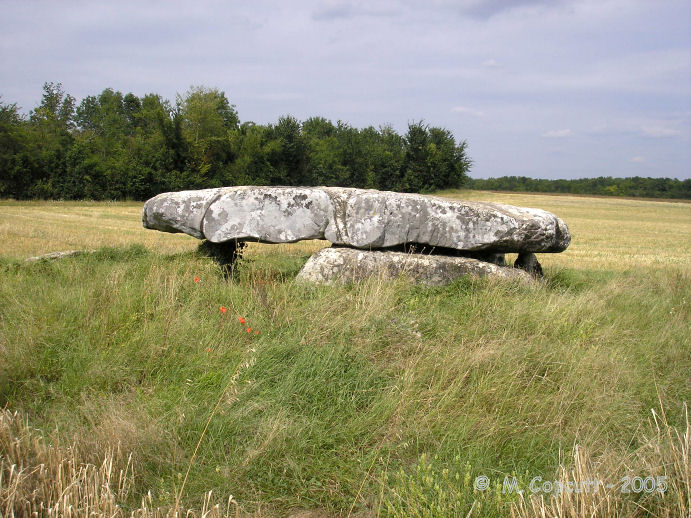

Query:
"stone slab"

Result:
[[143, 186, 570, 253], [295, 247, 534, 286]]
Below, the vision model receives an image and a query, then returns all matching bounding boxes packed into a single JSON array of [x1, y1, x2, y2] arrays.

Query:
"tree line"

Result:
[[468, 176, 690, 199], [0, 83, 472, 200]]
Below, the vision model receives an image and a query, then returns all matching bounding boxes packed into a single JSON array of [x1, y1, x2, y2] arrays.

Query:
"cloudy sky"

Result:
[[1, 0, 690, 179]]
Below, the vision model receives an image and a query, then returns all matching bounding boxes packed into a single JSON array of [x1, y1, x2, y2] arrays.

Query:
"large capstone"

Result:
[[143, 186, 570, 253], [296, 247, 534, 286]]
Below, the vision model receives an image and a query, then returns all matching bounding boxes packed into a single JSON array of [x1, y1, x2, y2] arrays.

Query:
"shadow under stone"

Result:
[[197, 240, 246, 279]]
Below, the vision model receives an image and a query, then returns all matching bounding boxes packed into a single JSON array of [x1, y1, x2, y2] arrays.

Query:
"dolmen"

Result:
[[142, 186, 571, 285]]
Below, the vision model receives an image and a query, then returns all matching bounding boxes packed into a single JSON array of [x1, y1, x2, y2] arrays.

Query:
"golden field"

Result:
[[1, 191, 689, 271]]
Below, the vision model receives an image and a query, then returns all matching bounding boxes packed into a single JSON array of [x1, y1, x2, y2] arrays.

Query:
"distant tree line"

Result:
[[0, 82, 472, 200], [468, 176, 690, 200]]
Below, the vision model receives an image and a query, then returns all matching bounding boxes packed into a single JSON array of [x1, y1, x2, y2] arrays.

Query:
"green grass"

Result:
[[1, 238, 689, 516], [1, 192, 690, 516]]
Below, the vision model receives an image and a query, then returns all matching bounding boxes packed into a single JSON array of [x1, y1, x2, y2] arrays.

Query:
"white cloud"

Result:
[[640, 125, 681, 138], [451, 106, 484, 117], [248, 92, 304, 102], [482, 59, 499, 67], [541, 129, 573, 138], [312, 1, 399, 20], [629, 156, 645, 163], [424, 0, 562, 20]]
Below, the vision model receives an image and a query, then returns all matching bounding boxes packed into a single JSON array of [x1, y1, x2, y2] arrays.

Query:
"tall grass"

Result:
[[0, 243, 688, 516], [0, 409, 240, 517], [510, 404, 690, 518], [2, 404, 688, 517], [1, 192, 689, 515]]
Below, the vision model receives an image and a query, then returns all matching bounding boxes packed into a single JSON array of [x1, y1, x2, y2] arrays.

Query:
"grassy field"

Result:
[[1, 191, 689, 269], [0, 192, 689, 517]]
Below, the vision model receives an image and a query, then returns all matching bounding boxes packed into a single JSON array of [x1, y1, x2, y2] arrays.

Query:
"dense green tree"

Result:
[[31, 82, 76, 132], [398, 122, 470, 193], [427, 127, 471, 190], [178, 86, 238, 144], [401, 122, 431, 192], [468, 176, 690, 199], [1, 82, 482, 200], [265, 115, 307, 185], [302, 116, 336, 140], [334, 121, 374, 188], [371, 124, 405, 191], [23, 83, 78, 198], [177, 86, 239, 187], [302, 117, 342, 185], [228, 122, 278, 186], [0, 99, 33, 197]]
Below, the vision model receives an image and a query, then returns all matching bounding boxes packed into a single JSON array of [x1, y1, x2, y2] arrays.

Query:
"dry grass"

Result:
[[0, 201, 195, 258], [510, 404, 690, 518], [438, 190, 691, 271], [0, 409, 241, 517], [2, 368, 687, 515], [0, 200, 326, 260], [2, 192, 689, 271]]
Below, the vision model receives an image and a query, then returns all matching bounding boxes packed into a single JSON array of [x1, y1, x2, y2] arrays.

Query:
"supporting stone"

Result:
[[514, 252, 543, 277], [197, 239, 246, 278], [296, 247, 533, 286]]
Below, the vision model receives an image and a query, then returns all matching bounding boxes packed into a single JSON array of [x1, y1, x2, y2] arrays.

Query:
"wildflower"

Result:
[[246, 327, 252, 333], [238, 317, 246, 324], [194, 276, 200, 283], [255, 330, 260, 335], [220, 306, 227, 314], [206, 347, 211, 352]]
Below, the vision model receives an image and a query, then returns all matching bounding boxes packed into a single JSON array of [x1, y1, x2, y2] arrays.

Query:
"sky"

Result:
[[1, 0, 690, 180]]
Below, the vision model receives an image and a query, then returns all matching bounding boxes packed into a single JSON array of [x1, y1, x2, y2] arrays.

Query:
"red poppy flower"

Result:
[[220, 306, 227, 314], [194, 276, 200, 283], [246, 327, 252, 333], [255, 330, 260, 335], [238, 317, 246, 324], [206, 347, 211, 352]]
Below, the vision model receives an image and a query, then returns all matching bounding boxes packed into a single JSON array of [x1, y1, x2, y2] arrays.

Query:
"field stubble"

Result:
[[1, 191, 689, 270]]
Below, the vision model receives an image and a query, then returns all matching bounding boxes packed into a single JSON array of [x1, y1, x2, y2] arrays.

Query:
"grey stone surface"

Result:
[[25, 250, 93, 262], [514, 252, 544, 277], [296, 247, 534, 286], [203, 187, 330, 243], [143, 186, 570, 253], [142, 188, 222, 239]]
